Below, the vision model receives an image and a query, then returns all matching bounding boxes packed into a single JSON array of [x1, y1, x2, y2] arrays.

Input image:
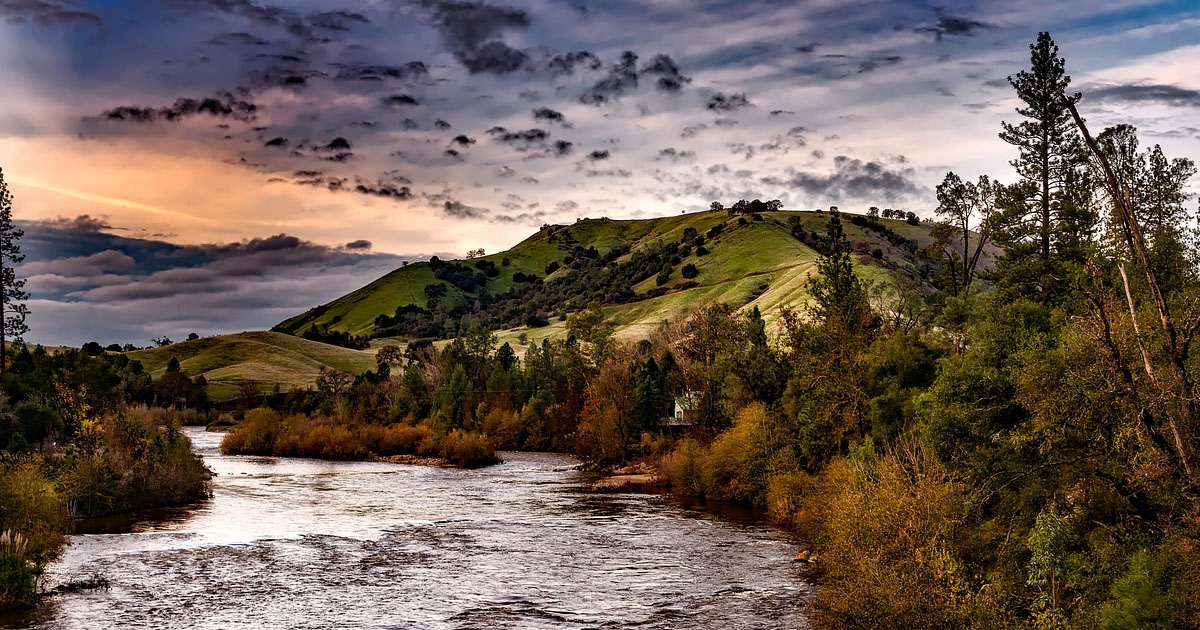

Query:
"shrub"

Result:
[[811, 446, 982, 630], [0, 460, 67, 607], [660, 437, 707, 496], [655, 270, 672, 286], [681, 264, 699, 279], [438, 430, 497, 468], [702, 403, 771, 504]]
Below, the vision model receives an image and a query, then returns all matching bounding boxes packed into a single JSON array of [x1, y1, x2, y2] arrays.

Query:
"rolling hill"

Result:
[[277, 209, 987, 347], [128, 331, 377, 401], [140, 209, 987, 401]]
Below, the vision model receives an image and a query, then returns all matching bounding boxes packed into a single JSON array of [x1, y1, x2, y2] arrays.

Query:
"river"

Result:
[[7, 427, 813, 629]]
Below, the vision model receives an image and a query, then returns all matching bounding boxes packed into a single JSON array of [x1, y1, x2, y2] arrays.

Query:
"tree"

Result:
[[376, 345, 405, 366], [709, 201, 725, 212], [935, 171, 1000, 291], [996, 32, 1094, 294], [0, 169, 29, 377], [151, 336, 172, 347], [806, 212, 867, 328]]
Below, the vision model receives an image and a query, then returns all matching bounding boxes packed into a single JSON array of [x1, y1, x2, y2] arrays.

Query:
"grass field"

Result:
[[129, 331, 377, 401], [281, 209, 986, 344]]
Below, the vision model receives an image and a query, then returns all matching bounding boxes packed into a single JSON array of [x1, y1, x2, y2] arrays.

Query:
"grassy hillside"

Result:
[[128, 331, 376, 401], [280, 209, 989, 344]]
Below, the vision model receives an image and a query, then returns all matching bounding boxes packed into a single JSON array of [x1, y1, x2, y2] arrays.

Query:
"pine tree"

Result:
[[996, 33, 1097, 299], [0, 168, 29, 377], [806, 211, 866, 327]]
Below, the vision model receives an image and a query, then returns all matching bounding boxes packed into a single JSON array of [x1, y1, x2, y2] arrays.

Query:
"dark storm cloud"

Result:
[[451, 134, 476, 146], [460, 40, 530, 74], [334, 62, 428, 81], [914, 8, 995, 42], [1085, 83, 1200, 109], [17, 218, 412, 339], [309, 9, 369, 32], [381, 94, 421, 107], [206, 31, 269, 46], [443, 199, 488, 219], [546, 51, 602, 76], [495, 128, 549, 147], [588, 149, 610, 160], [167, 0, 311, 39], [640, 53, 690, 93], [532, 106, 569, 126], [0, 0, 102, 29], [344, 239, 372, 250], [580, 51, 639, 105], [264, 136, 287, 148], [89, 93, 258, 125], [760, 155, 922, 202], [419, 0, 532, 74], [705, 92, 751, 113]]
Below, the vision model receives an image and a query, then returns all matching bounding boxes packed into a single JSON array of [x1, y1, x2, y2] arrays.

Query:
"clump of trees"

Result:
[[648, 31, 1200, 630]]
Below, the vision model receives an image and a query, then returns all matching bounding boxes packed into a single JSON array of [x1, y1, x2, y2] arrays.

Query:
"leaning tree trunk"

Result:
[[1065, 96, 1195, 480]]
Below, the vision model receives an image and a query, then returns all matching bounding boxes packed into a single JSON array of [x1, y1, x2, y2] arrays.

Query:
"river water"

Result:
[[8, 428, 813, 629]]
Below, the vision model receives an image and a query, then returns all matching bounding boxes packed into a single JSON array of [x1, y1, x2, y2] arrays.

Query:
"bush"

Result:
[[59, 407, 211, 517], [656, 270, 672, 286], [702, 403, 771, 504], [660, 437, 707, 496], [438, 430, 497, 468], [811, 447, 983, 630], [0, 460, 67, 608], [681, 264, 699, 279]]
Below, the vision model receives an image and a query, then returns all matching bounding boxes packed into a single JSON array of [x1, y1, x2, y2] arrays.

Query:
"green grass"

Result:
[[129, 331, 377, 401], [281, 208, 988, 348]]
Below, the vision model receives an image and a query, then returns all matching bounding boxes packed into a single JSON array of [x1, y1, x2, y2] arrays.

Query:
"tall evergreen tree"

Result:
[[996, 32, 1096, 296], [806, 211, 866, 327], [0, 168, 29, 377]]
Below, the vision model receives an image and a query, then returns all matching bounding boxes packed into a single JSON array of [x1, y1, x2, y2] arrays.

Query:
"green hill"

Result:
[[278, 209, 988, 347], [128, 331, 377, 401]]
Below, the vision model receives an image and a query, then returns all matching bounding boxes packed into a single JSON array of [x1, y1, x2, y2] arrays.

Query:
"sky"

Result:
[[1, 0, 1199, 346]]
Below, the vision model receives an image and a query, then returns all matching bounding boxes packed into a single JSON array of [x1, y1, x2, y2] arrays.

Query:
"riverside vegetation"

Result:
[[0, 170, 211, 609]]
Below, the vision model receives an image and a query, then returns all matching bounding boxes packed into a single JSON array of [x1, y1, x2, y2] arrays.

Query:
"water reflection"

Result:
[[7, 428, 812, 629]]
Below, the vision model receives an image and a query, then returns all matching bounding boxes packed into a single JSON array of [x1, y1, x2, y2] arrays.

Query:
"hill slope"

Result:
[[129, 331, 376, 401], [279, 209, 987, 346]]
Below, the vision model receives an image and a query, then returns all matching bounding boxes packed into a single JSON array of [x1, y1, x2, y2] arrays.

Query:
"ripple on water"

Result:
[[6, 428, 813, 629]]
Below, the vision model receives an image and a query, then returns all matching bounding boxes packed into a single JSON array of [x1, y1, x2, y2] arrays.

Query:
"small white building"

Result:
[[659, 391, 699, 428]]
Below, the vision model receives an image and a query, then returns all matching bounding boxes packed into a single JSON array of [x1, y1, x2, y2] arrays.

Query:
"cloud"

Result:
[[588, 149, 610, 160], [419, 0, 532, 74], [656, 148, 696, 163], [89, 93, 258, 125], [640, 53, 690, 92], [21, 249, 137, 277], [381, 94, 421, 108], [580, 51, 639, 105], [0, 0, 102, 29], [914, 8, 994, 41], [309, 9, 369, 32], [546, 51, 601, 75], [443, 199, 488, 219], [760, 155, 922, 203], [334, 62, 429, 81], [532, 106, 569, 126], [1085, 83, 1200, 108], [705, 92, 751, 113], [166, 0, 311, 39], [344, 239, 372, 250]]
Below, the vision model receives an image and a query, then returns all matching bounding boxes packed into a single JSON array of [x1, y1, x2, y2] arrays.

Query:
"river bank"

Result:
[[4, 427, 814, 629]]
